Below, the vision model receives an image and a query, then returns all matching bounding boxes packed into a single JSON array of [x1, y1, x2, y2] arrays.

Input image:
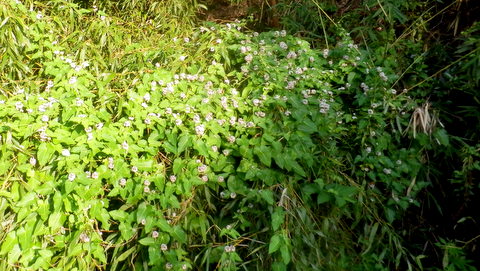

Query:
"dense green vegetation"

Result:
[[0, 0, 478, 270]]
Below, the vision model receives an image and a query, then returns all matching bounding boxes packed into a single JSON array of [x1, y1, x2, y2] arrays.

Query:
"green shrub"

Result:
[[1, 0, 468, 270]]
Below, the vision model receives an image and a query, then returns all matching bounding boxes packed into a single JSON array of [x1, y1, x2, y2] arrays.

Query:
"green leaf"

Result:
[[280, 244, 291, 264], [115, 247, 136, 263], [109, 210, 128, 221], [268, 234, 282, 254], [317, 191, 331, 204], [93, 244, 107, 263], [172, 158, 183, 175], [136, 159, 154, 171], [48, 212, 63, 232], [254, 145, 272, 166], [290, 160, 306, 177], [172, 225, 187, 243], [119, 222, 135, 240], [272, 262, 287, 271], [157, 218, 172, 233], [139, 237, 156, 246], [259, 190, 275, 205], [0, 231, 16, 255], [177, 134, 191, 154], [272, 207, 286, 231], [297, 118, 317, 134], [434, 129, 449, 146], [194, 139, 209, 157], [37, 142, 55, 166], [16, 192, 36, 207]]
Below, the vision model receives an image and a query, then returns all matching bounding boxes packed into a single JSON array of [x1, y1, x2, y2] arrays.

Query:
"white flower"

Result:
[[122, 141, 129, 150], [229, 116, 237, 126], [245, 54, 253, 63], [211, 145, 218, 152], [36, 13, 43, 20], [179, 55, 186, 61], [198, 164, 207, 173], [108, 157, 114, 169], [205, 113, 213, 121], [131, 166, 138, 173], [152, 231, 159, 238], [218, 176, 225, 182], [124, 120, 131, 127], [379, 72, 388, 81], [15, 101, 24, 111], [224, 245, 236, 253], [96, 122, 104, 129], [161, 244, 168, 251], [69, 77, 77, 85], [79, 233, 90, 243], [166, 263, 173, 270], [279, 42, 288, 50], [227, 135, 236, 143], [38, 104, 48, 112], [286, 81, 296, 90], [91, 172, 99, 179], [287, 51, 297, 59], [383, 168, 392, 175], [62, 149, 71, 156], [193, 114, 201, 123], [175, 119, 182, 126], [41, 115, 49, 122], [119, 178, 127, 186], [323, 49, 329, 58], [368, 109, 374, 115], [195, 125, 205, 136], [230, 192, 237, 199], [201, 175, 208, 182], [143, 186, 150, 193], [68, 173, 76, 181], [255, 111, 266, 118], [170, 175, 176, 183], [30, 157, 37, 166]]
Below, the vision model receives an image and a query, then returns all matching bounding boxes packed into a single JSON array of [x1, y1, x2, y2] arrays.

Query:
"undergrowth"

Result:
[[0, 0, 478, 270]]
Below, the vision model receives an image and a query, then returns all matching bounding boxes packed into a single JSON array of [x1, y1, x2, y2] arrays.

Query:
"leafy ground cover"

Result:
[[0, 0, 478, 270]]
